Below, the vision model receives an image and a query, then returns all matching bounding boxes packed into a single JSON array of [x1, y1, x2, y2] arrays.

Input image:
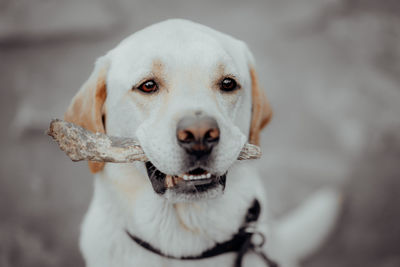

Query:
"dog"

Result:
[[64, 19, 340, 267]]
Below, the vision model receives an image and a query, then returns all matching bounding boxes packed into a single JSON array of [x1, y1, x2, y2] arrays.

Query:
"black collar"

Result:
[[126, 199, 279, 267]]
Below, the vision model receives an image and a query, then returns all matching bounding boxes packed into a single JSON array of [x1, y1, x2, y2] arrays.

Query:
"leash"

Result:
[[126, 199, 279, 267]]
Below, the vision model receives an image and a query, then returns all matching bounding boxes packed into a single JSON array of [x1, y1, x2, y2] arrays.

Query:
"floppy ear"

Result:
[[248, 66, 272, 146], [64, 57, 109, 173]]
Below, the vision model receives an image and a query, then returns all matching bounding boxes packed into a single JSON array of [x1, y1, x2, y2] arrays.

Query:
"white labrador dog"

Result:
[[64, 19, 339, 267]]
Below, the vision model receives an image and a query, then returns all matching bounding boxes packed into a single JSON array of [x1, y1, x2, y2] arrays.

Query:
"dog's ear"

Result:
[[249, 66, 272, 146], [64, 57, 109, 173]]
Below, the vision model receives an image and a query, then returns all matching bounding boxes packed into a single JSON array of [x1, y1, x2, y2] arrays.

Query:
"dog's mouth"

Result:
[[145, 161, 226, 197]]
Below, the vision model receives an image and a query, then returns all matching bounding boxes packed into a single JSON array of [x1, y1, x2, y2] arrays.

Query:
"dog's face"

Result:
[[65, 20, 271, 202]]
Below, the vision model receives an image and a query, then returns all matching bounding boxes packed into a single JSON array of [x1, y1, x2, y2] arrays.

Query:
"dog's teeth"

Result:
[[181, 172, 212, 181], [165, 175, 175, 188]]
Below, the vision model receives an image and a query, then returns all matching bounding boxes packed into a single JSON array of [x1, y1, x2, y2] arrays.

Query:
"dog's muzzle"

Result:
[[145, 114, 227, 198]]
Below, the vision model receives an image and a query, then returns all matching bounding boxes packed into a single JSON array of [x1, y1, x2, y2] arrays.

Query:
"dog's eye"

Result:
[[220, 78, 238, 92], [137, 80, 158, 94]]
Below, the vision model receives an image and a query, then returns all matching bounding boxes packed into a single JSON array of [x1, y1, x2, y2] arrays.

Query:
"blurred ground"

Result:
[[1, 0, 400, 266]]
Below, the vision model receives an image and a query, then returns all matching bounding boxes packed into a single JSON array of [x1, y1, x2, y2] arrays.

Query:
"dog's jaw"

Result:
[[145, 161, 226, 202]]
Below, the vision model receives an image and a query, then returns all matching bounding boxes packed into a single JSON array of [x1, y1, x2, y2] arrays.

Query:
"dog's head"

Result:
[[65, 19, 271, 202]]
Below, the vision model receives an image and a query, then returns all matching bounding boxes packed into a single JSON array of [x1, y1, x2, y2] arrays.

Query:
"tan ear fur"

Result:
[[64, 58, 109, 173], [249, 66, 272, 146]]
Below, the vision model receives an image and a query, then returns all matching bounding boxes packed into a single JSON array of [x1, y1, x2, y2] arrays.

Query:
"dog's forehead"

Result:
[[108, 19, 251, 81]]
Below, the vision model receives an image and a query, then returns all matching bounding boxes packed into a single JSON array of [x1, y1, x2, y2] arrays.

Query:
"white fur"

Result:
[[76, 19, 340, 267]]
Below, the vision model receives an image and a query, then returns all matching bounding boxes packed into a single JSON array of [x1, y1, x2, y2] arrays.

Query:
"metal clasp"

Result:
[[243, 225, 266, 248]]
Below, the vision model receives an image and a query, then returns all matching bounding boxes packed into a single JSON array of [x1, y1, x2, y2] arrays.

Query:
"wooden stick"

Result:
[[47, 119, 261, 163]]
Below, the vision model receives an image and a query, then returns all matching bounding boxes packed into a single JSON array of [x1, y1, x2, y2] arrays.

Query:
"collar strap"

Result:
[[126, 199, 278, 267]]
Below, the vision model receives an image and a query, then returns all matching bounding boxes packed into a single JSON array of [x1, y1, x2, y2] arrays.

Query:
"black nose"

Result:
[[176, 115, 220, 160]]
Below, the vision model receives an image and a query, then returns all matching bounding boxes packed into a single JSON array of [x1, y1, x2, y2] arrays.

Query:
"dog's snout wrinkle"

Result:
[[176, 115, 220, 160]]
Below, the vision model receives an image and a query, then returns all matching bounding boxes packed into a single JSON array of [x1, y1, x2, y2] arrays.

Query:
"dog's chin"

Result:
[[145, 161, 226, 202]]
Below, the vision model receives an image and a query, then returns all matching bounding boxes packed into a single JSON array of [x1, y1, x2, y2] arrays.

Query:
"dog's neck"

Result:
[[91, 162, 266, 257]]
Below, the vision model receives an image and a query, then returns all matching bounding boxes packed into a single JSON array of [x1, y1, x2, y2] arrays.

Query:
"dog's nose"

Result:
[[176, 115, 220, 159]]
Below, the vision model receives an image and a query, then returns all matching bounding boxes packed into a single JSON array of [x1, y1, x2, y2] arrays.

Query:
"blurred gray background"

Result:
[[1, 0, 400, 266]]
